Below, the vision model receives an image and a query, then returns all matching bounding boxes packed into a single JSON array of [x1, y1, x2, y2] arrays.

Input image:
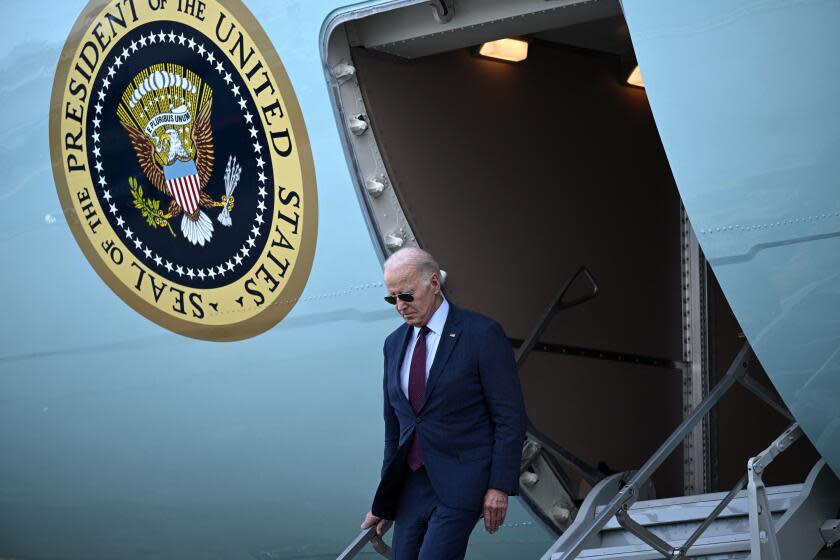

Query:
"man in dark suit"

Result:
[[361, 248, 527, 559]]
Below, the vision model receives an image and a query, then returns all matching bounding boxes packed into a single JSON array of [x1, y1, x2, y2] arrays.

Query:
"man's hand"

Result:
[[482, 488, 508, 533], [361, 511, 389, 536]]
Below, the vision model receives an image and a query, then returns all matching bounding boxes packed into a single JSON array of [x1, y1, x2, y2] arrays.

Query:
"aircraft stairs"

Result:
[[336, 268, 840, 560], [547, 436, 840, 560]]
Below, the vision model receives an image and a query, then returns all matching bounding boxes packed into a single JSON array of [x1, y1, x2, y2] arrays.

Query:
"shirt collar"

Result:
[[415, 297, 449, 338]]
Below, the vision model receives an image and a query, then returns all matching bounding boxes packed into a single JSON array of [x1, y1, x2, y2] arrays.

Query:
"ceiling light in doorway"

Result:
[[626, 65, 644, 88], [478, 38, 528, 62]]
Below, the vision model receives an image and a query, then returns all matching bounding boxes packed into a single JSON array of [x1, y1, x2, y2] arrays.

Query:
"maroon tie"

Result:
[[407, 325, 430, 470]]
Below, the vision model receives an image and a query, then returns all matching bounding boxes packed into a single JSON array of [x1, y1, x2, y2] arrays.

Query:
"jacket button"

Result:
[[415, 417, 422, 424]]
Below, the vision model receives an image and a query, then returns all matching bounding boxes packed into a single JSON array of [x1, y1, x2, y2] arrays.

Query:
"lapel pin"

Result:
[[449, 333, 456, 337]]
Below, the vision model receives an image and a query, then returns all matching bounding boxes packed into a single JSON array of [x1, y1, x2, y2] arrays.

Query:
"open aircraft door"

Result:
[[621, 1, 840, 477], [324, 1, 840, 558]]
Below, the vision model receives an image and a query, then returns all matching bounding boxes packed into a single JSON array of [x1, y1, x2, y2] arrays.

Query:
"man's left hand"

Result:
[[482, 488, 508, 533]]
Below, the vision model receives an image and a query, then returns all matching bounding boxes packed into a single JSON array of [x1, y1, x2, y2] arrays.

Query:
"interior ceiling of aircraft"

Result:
[[532, 15, 632, 56], [348, 0, 627, 59]]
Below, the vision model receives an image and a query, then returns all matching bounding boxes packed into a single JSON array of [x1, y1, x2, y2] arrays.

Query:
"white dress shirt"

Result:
[[400, 297, 450, 399]]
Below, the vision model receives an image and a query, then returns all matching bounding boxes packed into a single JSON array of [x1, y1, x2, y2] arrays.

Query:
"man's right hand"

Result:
[[361, 511, 389, 536]]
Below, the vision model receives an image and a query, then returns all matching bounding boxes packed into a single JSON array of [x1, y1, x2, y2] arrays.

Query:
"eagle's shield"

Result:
[[164, 160, 201, 215]]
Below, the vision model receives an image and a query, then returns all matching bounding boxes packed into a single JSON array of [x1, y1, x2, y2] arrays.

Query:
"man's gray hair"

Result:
[[384, 247, 441, 284]]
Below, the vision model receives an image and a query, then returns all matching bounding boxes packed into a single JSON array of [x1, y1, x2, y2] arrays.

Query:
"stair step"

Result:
[[570, 531, 751, 560], [544, 460, 840, 560], [597, 484, 801, 529], [588, 486, 798, 550]]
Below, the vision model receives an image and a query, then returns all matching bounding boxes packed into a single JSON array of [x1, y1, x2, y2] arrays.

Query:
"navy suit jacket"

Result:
[[371, 304, 527, 519]]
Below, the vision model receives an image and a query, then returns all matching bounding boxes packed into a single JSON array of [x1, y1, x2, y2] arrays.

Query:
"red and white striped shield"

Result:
[[166, 173, 201, 214]]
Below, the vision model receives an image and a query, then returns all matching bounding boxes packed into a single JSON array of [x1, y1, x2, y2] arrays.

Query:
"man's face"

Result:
[[384, 265, 441, 327]]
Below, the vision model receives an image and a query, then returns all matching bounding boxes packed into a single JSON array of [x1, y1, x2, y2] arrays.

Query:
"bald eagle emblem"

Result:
[[117, 64, 239, 246]]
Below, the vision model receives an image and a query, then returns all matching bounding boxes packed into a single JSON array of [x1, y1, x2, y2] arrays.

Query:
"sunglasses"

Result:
[[384, 292, 415, 305]]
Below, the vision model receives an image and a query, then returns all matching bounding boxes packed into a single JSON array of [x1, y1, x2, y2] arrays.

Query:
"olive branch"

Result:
[[129, 176, 176, 237]]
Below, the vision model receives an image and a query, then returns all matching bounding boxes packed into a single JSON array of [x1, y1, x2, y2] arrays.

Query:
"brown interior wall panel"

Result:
[[526, 353, 685, 498], [351, 44, 682, 361], [351, 43, 687, 496]]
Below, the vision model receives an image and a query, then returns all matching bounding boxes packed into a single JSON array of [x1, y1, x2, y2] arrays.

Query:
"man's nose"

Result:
[[397, 299, 409, 312]]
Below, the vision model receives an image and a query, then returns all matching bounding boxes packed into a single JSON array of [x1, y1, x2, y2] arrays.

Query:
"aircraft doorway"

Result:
[[323, 0, 818, 537]]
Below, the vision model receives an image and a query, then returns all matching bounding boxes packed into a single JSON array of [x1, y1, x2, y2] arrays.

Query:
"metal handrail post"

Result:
[[747, 423, 802, 560], [738, 374, 794, 421], [514, 267, 599, 369], [550, 342, 753, 560], [517, 267, 604, 486], [675, 472, 747, 557]]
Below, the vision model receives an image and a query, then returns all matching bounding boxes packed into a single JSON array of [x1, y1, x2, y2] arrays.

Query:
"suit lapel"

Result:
[[420, 305, 462, 412], [392, 324, 413, 408]]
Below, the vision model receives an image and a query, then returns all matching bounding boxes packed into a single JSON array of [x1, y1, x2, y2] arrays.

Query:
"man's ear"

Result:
[[430, 273, 441, 294]]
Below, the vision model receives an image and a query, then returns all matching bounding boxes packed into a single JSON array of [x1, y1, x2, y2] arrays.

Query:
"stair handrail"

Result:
[[544, 342, 755, 560], [612, 422, 802, 559], [516, 266, 605, 487], [336, 521, 393, 560], [514, 266, 599, 368]]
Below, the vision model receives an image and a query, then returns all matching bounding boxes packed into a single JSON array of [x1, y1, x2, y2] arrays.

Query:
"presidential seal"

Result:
[[50, 0, 317, 341]]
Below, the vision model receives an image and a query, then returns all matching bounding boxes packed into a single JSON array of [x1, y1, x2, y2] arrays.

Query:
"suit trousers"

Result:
[[391, 466, 480, 560]]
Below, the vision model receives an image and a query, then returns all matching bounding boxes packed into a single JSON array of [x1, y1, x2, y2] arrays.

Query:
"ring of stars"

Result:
[[92, 27, 269, 283]]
